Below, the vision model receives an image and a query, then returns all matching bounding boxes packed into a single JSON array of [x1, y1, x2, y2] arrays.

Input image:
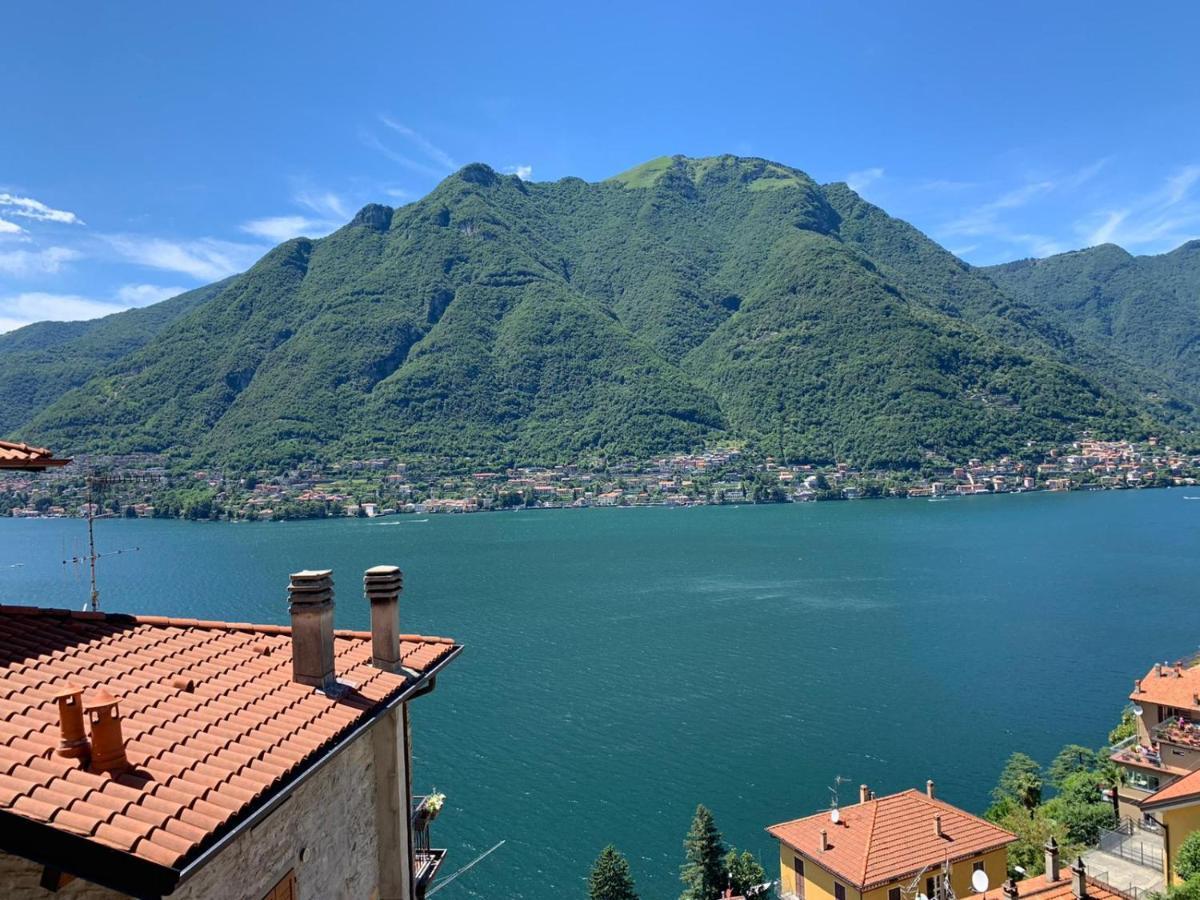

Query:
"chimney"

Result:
[[53, 686, 89, 759], [869, 790, 876, 800], [1176, 662, 1184, 677], [926, 778, 936, 798], [859, 784, 870, 803], [934, 814, 943, 838], [363, 565, 403, 672], [1070, 858, 1087, 900], [820, 829, 829, 851], [1134, 678, 1142, 693], [1003, 877, 1020, 900], [1045, 837, 1061, 883], [84, 691, 129, 775], [288, 569, 337, 691], [1157, 663, 1165, 677]]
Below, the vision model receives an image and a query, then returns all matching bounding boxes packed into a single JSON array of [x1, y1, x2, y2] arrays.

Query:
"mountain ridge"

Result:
[[3, 155, 1191, 471]]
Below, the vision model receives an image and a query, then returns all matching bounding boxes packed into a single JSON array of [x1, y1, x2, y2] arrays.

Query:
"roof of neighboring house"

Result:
[[1142, 768, 1200, 811], [0, 440, 71, 471], [1130, 661, 1200, 709], [976, 871, 1134, 900], [767, 789, 1016, 891], [0, 604, 459, 895]]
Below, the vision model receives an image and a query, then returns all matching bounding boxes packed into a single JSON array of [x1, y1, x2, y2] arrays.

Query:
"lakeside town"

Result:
[[3, 437, 1199, 522]]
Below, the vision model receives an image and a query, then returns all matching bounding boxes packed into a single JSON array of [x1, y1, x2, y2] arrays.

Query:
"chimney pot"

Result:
[[84, 690, 129, 775], [1045, 836, 1061, 883], [859, 784, 870, 803], [1134, 678, 1142, 693], [1003, 877, 1020, 900], [363, 565, 403, 672], [288, 569, 337, 691], [53, 686, 90, 759], [934, 813, 943, 838], [1070, 858, 1087, 900], [820, 829, 829, 851], [926, 778, 936, 798]]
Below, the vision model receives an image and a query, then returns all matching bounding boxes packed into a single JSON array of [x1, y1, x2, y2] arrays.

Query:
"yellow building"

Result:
[[1141, 769, 1200, 886], [767, 782, 1015, 900]]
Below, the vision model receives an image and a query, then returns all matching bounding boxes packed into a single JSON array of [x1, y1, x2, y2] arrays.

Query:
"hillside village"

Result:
[[4, 438, 1198, 522]]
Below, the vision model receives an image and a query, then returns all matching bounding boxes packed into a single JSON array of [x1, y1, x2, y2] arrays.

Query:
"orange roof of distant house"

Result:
[[977, 871, 1133, 900], [0, 440, 71, 470], [0, 604, 459, 894], [767, 789, 1015, 890], [1143, 767, 1200, 811], [1130, 661, 1200, 709]]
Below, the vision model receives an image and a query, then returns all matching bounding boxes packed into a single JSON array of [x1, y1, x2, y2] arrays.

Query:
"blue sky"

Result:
[[2, 1, 1198, 333]]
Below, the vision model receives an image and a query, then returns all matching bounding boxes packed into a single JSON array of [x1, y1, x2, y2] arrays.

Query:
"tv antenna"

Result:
[[61, 469, 146, 611], [829, 774, 851, 810]]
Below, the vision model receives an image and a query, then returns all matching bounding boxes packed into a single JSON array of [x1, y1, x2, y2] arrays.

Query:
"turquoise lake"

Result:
[[2, 489, 1199, 898]]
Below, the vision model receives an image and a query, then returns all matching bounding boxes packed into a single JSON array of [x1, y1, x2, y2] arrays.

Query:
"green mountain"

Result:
[[984, 243, 1200, 420], [6, 156, 1167, 470], [0, 279, 231, 435]]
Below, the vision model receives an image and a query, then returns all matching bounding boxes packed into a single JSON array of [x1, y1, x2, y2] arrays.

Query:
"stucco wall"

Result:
[[0, 728, 382, 900], [1163, 803, 1200, 886], [777, 844, 1008, 900]]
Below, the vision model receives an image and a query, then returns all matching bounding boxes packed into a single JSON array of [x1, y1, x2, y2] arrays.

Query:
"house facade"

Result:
[[0, 565, 460, 899], [768, 782, 1014, 900]]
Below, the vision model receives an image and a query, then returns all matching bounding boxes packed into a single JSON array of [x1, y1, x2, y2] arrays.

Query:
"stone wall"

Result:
[[0, 723, 383, 900]]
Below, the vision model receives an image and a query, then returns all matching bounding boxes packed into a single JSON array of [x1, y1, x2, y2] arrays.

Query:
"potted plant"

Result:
[[416, 791, 445, 828]]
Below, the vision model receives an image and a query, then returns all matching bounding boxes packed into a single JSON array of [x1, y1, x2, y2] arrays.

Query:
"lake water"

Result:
[[2, 489, 1199, 899]]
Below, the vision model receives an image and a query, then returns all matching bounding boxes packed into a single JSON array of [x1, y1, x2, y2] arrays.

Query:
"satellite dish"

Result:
[[1132, 704, 1144, 717], [918, 893, 930, 900], [830, 808, 841, 824], [1014, 867, 1027, 877], [972, 870, 991, 893]]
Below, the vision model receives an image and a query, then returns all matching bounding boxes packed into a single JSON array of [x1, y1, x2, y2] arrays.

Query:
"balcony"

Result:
[[1152, 716, 1200, 751], [1110, 736, 1169, 771], [412, 795, 447, 899]]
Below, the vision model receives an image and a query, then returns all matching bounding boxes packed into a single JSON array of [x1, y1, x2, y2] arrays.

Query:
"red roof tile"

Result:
[[1130, 661, 1200, 711], [0, 440, 71, 470], [977, 872, 1133, 900], [767, 789, 1016, 890], [1142, 767, 1200, 811], [0, 604, 458, 874]]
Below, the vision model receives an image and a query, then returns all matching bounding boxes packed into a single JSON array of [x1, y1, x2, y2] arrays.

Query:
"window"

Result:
[[1126, 769, 1161, 791], [890, 888, 902, 900], [974, 861, 985, 873], [927, 877, 937, 899], [835, 882, 846, 900], [793, 857, 805, 900], [262, 870, 296, 900]]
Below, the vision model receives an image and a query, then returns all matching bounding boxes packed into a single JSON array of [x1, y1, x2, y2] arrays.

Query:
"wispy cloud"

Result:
[[0, 246, 81, 277], [106, 235, 265, 281], [240, 215, 339, 243], [294, 189, 350, 220], [846, 167, 884, 195], [379, 117, 457, 170], [0, 283, 190, 334], [0, 192, 83, 225], [1077, 163, 1200, 251], [505, 165, 533, 181], [0, 218, 24, 235], [366, 117, 459, 179], [0, 292, 126, 334], [114, 283, 187, 306]]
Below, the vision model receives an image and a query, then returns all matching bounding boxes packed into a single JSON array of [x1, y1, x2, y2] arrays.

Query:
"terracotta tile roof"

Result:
[[0, 604, 458, 877], [977, 872, 1133, 900], [767, 789, 1016, 890], [1143, 767, 1200, 810], [1130, 662, 1200, 710], [0, 440, 71, 470]]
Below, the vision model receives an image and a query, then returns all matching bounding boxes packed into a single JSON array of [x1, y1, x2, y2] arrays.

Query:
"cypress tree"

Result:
[[681, 804, 726, 900], [588, 845, 639, 900]]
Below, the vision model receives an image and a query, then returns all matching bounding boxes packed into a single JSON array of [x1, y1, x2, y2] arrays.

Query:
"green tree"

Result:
[[994, 753, 1043, 812], [1109, 708, 1137, 745], [1048, 745, 1099, 788], [725, 848, 767, 897], [1177, 831, 1200, 882], [681, 805, 726, 900], [589, 845, 639, 900]]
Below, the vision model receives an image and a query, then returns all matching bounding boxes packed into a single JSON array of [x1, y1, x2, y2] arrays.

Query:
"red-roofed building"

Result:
[[0, 565, 460, 900], [767, 782, 1014, 900], [0, 441, 71, 472]]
